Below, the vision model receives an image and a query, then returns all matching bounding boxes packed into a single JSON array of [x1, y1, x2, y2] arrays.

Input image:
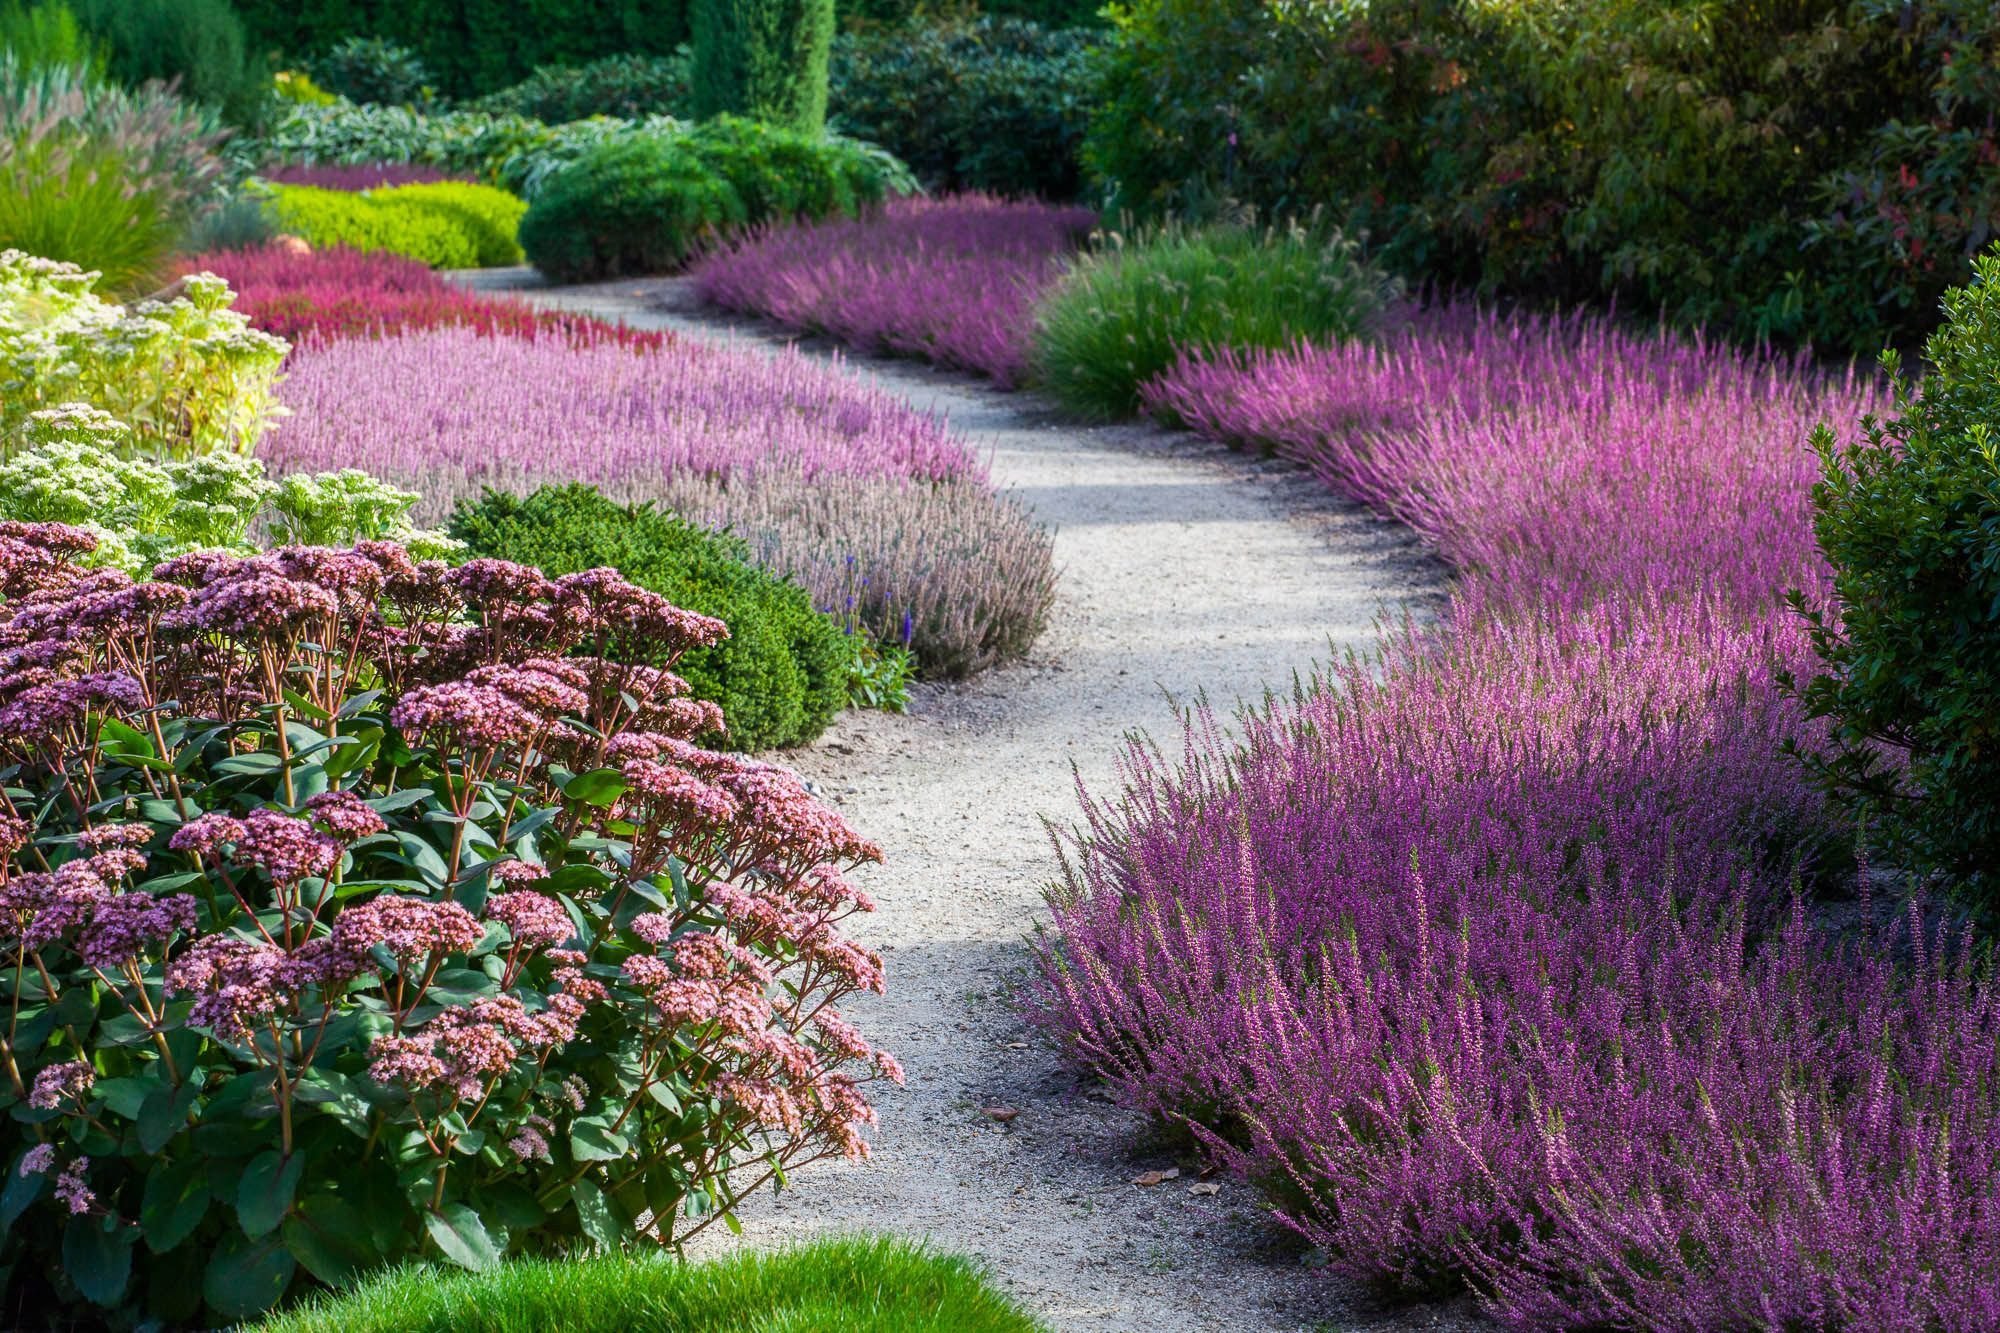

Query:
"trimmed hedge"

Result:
[[470, 52, 693, 122], [265, 181, 526, 268], [518, 118, 890, 282], [449, 484, 848, 751]]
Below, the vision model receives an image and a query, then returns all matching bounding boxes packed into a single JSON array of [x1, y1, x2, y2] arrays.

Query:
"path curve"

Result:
[[457, 271, 1469, 1332]]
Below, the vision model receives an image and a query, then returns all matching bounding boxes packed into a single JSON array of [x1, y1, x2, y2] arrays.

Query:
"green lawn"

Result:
[[252, 1235, 1047, 1333]]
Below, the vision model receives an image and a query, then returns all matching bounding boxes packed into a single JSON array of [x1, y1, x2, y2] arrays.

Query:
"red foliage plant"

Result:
[[181, 245, 669, 353]]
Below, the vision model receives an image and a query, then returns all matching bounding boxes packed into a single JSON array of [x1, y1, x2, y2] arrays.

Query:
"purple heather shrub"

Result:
[[266, 327, 983, 519], [266, 327, 1052, 675], [693, 194, 1096, 387], [1035, 307, 2000, 1326]]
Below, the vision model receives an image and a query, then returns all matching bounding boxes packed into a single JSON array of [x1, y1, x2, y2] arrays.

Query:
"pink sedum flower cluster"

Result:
[[0, 526, 897, 1316]]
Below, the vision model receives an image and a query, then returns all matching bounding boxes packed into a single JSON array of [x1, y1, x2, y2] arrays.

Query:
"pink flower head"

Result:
[[168, 812, 246, 858], [17, 1143, 54, 1177], [305, 790, 388, 842], [235, 808, 343, 884], [485, 859, 547, 889], [53, 1156, 92, 1214], [77, 891, 197, 968], [0, 672, 144, 744], [28, 1060, 93, 1110], [466, 662, 588, 718], [170, 569, 340, 639], [620, 758, 741, 823], [486, 890, 572, 948], [76, 823, 151, 854], [391, 680, 544, 749], [451, 557, 553, 607], [552, 569, 729, 651], [332, 893, 485, 964], [0, 815, 31, 857]]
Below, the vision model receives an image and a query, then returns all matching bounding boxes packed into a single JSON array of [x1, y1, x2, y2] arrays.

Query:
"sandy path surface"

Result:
[[457, 271, 1473, 1332]]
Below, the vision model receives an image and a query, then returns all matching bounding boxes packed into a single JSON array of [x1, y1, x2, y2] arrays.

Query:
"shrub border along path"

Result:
[[453, 269, 1464, 1331]]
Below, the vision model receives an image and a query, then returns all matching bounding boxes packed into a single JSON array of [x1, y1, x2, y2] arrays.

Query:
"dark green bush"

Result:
[[517, 134, 747, 281], [519, 123, 895, 281], [231, 0, 692, 100], [842, 0, 1104, 27], [690, 0, 834, 133], [1794, 247, 2000, 897], [1086, 0, 2000, 355], [308, 35, 432, 107], [69, 0, 268, 128], [685, 114, 879, 219], [450, 485, 848, 751], [471, 51, 693, 121], [829, 17, 1092, 199]]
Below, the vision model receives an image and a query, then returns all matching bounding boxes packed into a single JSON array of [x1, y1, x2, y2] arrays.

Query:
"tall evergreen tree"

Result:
[[690, 0, 833, 133]]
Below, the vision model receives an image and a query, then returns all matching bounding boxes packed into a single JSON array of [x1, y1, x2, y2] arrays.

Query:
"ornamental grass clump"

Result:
[[184, 245, 668, 352], [0, 525, 898, 1325], [695, 194, 1097, 387], [0, 250, 287, 458]]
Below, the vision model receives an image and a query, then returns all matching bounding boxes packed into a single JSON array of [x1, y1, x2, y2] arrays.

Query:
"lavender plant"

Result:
[[0, 526, 897, 1324]]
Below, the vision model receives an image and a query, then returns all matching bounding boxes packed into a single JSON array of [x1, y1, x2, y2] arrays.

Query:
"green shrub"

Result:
[[450, 484, 849, 750], [253, 1238, 1046, 1333], [1794, 246, 2000, 895], [494, 114, 689, 201], [472, 51, 693, 122], [1032, 220, 1396, 419], [184, 189, 280, 253], [380, 181, 528, 266], [690, 0, 834, 133], [684, 114, 876, 220], [0, 0, 103, 76], [309, 35, 432, 107], [0, 57, 225, 292], [828, 17, 1093, 198], [69, 0, 268, 128], [0, 252, 286, 457], [518, 133, 745, 281], [265, 182, 526, 269], [232, 1, 694, 100]]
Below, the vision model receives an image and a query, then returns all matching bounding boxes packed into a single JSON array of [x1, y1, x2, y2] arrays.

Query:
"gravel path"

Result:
[[456, 271, 1471, 1332]]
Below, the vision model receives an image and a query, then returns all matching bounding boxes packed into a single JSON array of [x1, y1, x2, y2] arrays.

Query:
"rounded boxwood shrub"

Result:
[[450, 484, 848, 751], [375, 182, 527, 267], [0, 528, 894, 1325], [517, 135, 747, 282], [684, 114, 880, 221], [471, 52, 693, 122]]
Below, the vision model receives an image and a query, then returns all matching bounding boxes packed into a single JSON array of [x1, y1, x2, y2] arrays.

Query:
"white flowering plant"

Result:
[[0, 404, 459, 572], [0, 527, 896, 1324], [0, 250, 288, 459]]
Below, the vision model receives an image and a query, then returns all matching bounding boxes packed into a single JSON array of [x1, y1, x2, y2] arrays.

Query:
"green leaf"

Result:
[[137, 1079, 201, 1154], [569, 1114, 633, 1163], [236, 1148, 306, 1237], [366, 787, 431, 815], [214, 752, 285, 777], [424, 1202, 501, 1271], [141, 1157, 210, 1253], [61, 1214, 133, 1307], [570, 1177, 622, 1250], [282, 1195, 374, 1289], [0, 1150, 47, 1234], [563, 768, 628, 808], [93, 1076, 153, 1120], [293, 1069, 373, 1136], [98, 718, 157, 760], [203, 1231, 296, 1319]]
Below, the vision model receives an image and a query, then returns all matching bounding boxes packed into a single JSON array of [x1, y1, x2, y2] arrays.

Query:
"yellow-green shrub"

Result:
[[265, 181, 525, 268]]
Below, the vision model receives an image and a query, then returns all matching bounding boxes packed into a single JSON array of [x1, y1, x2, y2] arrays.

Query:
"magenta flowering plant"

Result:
[[0, 524, 898, 1324]]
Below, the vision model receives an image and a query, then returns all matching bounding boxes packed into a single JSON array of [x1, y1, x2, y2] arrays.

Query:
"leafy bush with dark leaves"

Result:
[[471, 52, 693, 122], [450, 485, 849, 751], [308, 37, 432, 108], [1795, 246, 2000, 893], [829, 17, 1092, 199]]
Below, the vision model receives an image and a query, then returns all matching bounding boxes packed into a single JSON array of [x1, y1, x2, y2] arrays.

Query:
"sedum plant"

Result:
[[0, 250, 287, 458], [0, 404, 459, 571], [0, 527, 898, 1324]]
